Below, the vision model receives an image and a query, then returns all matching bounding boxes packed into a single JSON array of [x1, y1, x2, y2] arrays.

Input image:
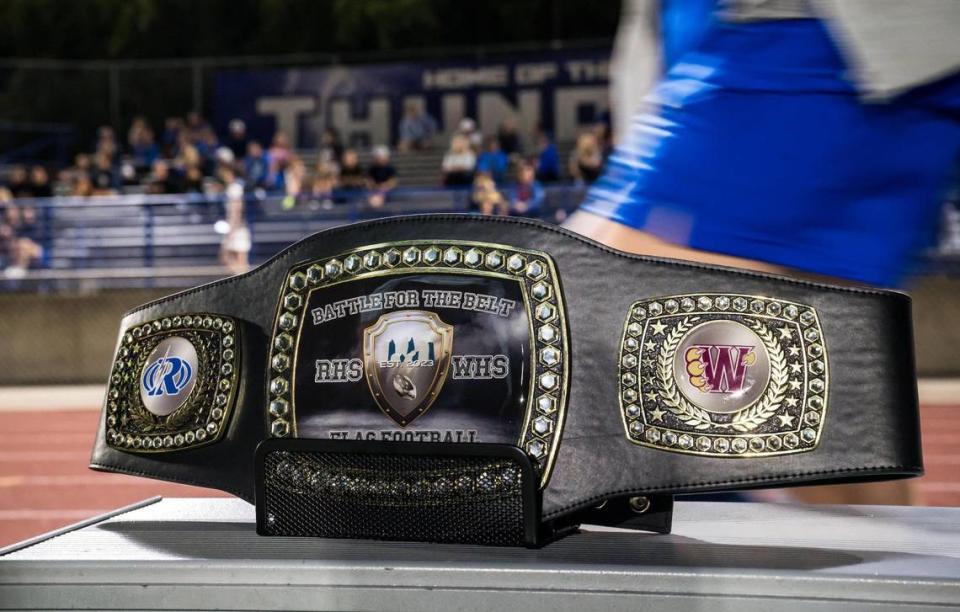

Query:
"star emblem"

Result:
[[788, 345, 800, 357], [649, 407, 667, 422], [789, 363, 802, 374], [776, 414, 796, 427], [788, 379, 801, 391], [642, 358, 656, 368], [644, 391, 658, 402], [644, 340, 656, 351], [777, 326, 793, 339], [785, 397, 798, 408], [650, 321, 667, 335]]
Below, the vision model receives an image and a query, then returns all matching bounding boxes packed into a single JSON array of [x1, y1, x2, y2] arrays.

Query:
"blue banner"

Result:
[[213, 50, 611, 148]]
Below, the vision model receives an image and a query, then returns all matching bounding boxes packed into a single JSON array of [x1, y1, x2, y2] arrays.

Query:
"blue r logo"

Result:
[[142, 356, 193, 397]]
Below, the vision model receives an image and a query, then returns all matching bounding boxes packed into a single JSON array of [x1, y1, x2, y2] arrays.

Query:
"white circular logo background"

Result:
[[140, 336, 199, 417], [673, 320, 770, 414]]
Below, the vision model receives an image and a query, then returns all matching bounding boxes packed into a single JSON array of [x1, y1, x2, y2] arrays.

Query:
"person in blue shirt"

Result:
[[475, 136, 509, 185], [534, 128, 560, 183], [243, 141, 269, 190]]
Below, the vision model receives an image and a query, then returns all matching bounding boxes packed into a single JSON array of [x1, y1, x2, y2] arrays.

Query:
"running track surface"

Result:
[[2, 406, 959, 548]]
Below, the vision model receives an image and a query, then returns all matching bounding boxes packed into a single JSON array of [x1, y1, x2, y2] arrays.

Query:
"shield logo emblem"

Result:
[[363, 310, 454, 427]]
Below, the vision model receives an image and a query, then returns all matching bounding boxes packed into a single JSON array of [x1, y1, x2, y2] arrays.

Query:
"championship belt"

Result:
[[90, 216, 922, 546]]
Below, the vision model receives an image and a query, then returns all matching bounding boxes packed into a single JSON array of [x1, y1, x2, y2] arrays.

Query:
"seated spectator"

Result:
[[244, 140, 269, 189], [118, 157, 140, 188], [182, 163, 204, 193], [267, 131, 292, 190], [127, 116, 159, 174], [397, 103, 438, 151], [195, 127, 220, 175], [161, 116, 184, 158], [59, 154, 91, 188], [339, 149, 367, 191], [509, 160, 545, 218], [534, 129, 560, 183], [310, 162, 341, 209], [367, 145, 398, 208], [147, 160, 183, 194], [91, 152, 119, 195], [319, 127, 344, 164], [569, 132, 604, 185], [0, 188, 42, 277], [186, 111, 210, 145], [29, 166, 53, 199], [456, 118, 483, 150], [95, 125, 119, 163], [225, 119, 249, 160], [71, 173, 94, 197], [174, 133, 202, 172], [497, 119, 522, 156], [442, 135, 476, 187], [282, 156, 307, 210], [5, 166, 32, 198], [476, 136, 509, 185], [470, 173, 508, 216]]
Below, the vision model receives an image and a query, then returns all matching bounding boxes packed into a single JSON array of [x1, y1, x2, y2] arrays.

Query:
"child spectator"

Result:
[[510, 160, 545, 218], [470, 173, 508, 216], [442, 135, 476, 187], [282, 156, 307, 210], [218, 166, 250, 275]]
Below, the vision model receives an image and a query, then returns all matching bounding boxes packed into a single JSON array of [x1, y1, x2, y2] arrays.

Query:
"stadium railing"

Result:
[[0, 186, 587, 292]]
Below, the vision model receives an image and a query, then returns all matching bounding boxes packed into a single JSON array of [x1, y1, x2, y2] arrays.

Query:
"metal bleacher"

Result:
[[3, 181, 586, 292]]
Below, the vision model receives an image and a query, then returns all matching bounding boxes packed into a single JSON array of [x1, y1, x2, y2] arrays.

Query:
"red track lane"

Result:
[[1, 405, 958, 548], [0, 410, 227, 548]]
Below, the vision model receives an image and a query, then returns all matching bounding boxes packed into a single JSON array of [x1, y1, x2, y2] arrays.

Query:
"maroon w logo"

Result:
[[684, 345, 756, 394]]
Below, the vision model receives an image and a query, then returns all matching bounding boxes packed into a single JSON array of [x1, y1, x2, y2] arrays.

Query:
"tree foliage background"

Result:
[[0, 0, 619, 59], [0, 0, 619, 157]]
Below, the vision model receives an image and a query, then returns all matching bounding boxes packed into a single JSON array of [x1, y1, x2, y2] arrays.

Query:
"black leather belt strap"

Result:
[[90, 215, 922, 527]]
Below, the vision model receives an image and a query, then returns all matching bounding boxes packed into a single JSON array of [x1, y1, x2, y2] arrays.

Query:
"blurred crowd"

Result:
[[2, 106, 612, 202], [0, 107, 614, 275]]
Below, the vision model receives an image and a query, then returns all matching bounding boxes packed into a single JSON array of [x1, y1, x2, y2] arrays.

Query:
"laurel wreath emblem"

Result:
[[654, 316, 788, 432]]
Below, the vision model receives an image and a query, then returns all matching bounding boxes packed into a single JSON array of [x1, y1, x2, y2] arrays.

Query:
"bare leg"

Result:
[[564, 210, 914, 505]]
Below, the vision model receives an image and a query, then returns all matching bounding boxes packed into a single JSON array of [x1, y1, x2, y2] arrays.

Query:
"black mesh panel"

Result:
[[257, 444, 536, 546]]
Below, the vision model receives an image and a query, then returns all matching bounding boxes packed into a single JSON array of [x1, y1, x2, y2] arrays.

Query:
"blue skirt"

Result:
[[581, 18, 960, 287]]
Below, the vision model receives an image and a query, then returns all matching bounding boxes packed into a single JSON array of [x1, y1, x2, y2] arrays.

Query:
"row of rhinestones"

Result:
[[620, 295, 827, 454], [267, 244, 566, 470], [106, 315, 236, 451]]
